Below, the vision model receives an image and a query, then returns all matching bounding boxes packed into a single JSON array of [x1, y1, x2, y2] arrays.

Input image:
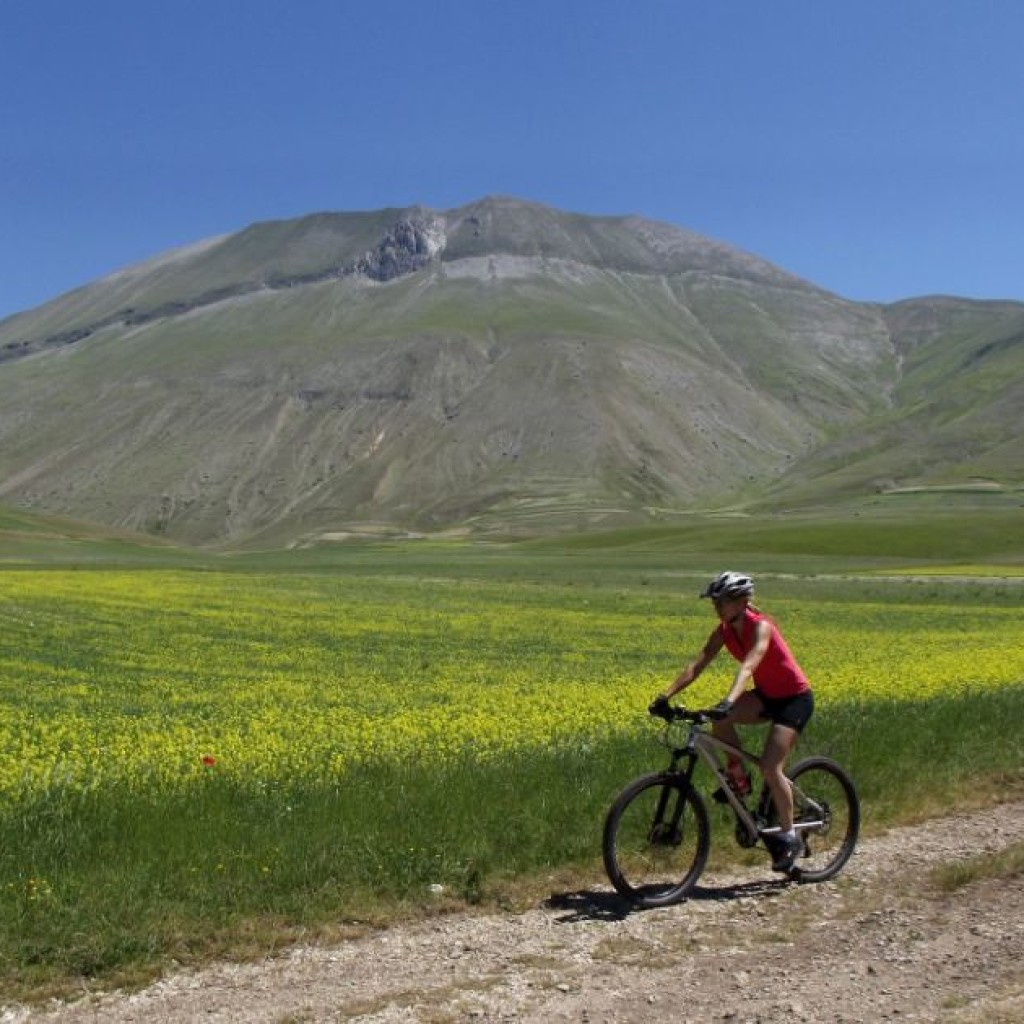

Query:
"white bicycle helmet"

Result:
[[700, 571, 754, 601]]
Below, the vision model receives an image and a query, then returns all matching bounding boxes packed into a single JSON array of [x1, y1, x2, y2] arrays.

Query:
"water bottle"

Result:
[[726, 759, 751, 797]]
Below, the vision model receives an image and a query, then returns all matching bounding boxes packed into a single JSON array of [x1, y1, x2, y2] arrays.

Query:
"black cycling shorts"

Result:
[[755, 689, 814, 733]]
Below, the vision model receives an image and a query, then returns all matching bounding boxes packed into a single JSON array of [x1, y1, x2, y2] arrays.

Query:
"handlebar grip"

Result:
[[648, 696, 672, 720], [649, 701, 705, 723]]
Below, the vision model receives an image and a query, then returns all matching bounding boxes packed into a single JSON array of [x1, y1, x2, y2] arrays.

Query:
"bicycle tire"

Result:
[[786, 756, 860, 883], [602, 771, 710, 907]]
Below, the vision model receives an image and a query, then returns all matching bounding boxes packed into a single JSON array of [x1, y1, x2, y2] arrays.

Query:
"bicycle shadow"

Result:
[[544, 877, 790, 924]]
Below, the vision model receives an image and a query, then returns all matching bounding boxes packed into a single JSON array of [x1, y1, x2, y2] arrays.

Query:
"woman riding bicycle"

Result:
[[652, 571, 813, 873]]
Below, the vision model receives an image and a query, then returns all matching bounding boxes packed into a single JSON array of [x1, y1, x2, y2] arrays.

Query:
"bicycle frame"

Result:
[[665, 719, 824, 846]]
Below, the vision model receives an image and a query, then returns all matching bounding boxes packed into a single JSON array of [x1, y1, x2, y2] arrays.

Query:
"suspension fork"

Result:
[[651, 748, 700, 840], [667, 746, 700, 790]]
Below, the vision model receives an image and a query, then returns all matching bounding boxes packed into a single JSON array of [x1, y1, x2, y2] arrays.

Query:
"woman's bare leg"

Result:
[[711, 691, 764, 759], [760, 722, 800, 831]]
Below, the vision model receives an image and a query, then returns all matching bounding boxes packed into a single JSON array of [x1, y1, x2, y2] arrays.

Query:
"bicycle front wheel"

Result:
[[602, 772, 710, 907], [788, 756, 860, 882]]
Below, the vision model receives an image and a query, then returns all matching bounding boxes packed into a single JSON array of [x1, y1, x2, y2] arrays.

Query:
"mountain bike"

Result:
[[603, 704, 860, 907]]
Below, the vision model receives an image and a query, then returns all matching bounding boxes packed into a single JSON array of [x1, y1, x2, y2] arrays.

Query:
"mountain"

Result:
[[0, 197, 1020, 547], [758, 295, 1024, 506]]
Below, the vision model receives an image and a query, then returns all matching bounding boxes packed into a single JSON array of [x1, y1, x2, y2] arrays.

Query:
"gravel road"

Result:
[[6, 800, 1024, 1024]]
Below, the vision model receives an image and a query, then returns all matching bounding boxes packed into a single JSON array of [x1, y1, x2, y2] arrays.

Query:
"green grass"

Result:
[[0, 517, 1021, 1002], [2, 687, 1022, 1002], [0, 506, 207, 568], [931, 840, 1024, 892]]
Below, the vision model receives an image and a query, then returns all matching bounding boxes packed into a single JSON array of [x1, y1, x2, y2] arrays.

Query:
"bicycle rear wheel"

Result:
[[602, 772, 710, 907], [787, 756, 860, 882]]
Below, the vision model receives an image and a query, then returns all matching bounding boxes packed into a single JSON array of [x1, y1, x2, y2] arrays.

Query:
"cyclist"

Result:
[[651, 571, 814, 872]]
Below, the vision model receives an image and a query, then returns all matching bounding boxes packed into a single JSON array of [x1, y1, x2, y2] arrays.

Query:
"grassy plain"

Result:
[[0, 509, 1022, 1001]]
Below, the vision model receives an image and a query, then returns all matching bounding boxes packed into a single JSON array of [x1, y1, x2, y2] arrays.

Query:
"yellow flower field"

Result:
[[1, 569, 1021, 801]]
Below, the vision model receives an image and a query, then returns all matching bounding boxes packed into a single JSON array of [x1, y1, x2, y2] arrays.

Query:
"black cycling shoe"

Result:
[[770, 832, 805, 873]]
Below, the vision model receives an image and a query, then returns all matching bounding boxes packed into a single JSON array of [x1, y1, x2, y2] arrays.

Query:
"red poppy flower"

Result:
[[201, 755, 217, 767]]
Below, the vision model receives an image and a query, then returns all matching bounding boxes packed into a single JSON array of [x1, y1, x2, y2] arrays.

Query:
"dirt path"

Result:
[[7, 801, 1024, 1024]]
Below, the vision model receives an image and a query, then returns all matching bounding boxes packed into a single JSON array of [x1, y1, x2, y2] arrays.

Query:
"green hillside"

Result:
[[757, 298, 1024, 505], [0, 198, 1021, 548]]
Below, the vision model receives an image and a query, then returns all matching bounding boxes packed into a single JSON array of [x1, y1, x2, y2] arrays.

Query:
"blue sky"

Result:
[[2, 0, 1022, 319]]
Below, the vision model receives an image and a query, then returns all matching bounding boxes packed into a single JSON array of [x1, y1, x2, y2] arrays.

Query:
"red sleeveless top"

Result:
[[719, 607, 810, 699]]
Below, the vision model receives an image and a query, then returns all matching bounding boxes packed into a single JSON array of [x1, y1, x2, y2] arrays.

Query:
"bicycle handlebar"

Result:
[[649, 703, 713, 725]]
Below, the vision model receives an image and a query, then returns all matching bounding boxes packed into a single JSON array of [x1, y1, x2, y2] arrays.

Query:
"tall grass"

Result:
[[0, 540, 1021, 1001], [2, 685, 1023, 1000]]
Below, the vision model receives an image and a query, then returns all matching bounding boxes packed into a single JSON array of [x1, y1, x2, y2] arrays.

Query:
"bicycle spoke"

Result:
[[603, 775, 709, 906], [788, 758, 860, 882]]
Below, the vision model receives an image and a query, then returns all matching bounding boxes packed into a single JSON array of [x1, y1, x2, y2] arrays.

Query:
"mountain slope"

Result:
[[0, 198, 1019, 546], [757, 297, 1024, 505]]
